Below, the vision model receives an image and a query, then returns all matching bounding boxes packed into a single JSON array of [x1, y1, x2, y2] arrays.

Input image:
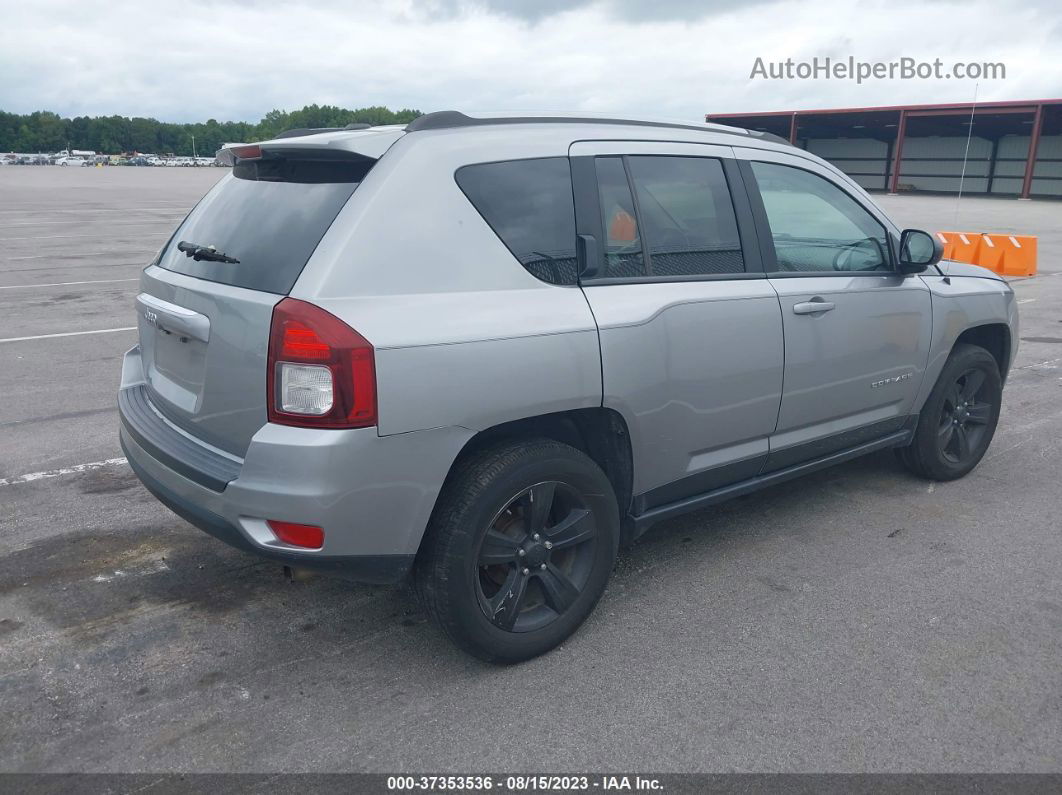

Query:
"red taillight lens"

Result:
[[267, 520, 324, 549], [267, 298, 377, 429], [280, 323, 331, 360]]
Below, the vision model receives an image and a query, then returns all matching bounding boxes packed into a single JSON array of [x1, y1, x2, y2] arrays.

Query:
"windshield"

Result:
[[155, 155, 367, 294]]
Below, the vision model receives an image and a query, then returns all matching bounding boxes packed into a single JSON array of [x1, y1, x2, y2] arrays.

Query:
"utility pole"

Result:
[[191, 134, 197, 162]]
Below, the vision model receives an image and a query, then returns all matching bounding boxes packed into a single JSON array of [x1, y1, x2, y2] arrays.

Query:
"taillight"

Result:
[[267, 298, 376, 429]]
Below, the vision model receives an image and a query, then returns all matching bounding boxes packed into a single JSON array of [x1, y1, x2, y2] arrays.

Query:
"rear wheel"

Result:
[[415, 439, 619, 663], [898, 343, 1002, 481]]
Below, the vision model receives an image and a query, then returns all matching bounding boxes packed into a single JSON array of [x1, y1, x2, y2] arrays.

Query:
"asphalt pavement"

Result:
[[1, 166, 1060, 773]]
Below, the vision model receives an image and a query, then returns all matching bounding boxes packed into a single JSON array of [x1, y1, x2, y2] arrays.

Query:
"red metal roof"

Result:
[[706, 98, 1062, 120]]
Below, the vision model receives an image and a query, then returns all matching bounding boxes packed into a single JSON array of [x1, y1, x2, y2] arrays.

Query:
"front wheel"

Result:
[[415, 439, 619, 663], [898, 343, 1002, 481]]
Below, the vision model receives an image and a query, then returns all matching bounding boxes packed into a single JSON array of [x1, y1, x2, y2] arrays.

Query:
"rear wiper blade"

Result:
[[176, 240, 240, 264]]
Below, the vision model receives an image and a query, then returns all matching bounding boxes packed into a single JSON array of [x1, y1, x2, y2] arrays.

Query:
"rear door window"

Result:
[[455, 157, 578, 285], [156, 154, 369, 295], [595, 157, 647, 278], [627, 156, 745, 276]]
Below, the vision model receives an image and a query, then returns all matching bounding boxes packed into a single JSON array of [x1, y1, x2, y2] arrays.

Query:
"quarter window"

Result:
[[750, 161, 890, 273], [455, 157, 578, 285]]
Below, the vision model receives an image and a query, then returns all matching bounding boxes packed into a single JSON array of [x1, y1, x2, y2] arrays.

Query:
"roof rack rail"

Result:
[[273, 123, 373, 140], [404, 110, 790, 145]]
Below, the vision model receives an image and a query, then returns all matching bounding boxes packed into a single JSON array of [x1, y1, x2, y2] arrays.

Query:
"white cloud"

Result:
[[0, 0, 1059, 122]]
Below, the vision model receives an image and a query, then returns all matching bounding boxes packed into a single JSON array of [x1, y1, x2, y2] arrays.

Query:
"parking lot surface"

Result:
[[1, 167, 1060, 772]]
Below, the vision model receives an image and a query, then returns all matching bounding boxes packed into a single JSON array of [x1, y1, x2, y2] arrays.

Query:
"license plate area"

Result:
[[143, 320, 208, 414]]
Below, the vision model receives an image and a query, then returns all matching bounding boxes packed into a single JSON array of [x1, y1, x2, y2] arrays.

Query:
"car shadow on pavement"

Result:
[[0, 448, 913, 685]]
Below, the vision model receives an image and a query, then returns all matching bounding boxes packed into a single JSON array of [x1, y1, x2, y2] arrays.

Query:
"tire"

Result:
[[897, 343, 1002, 481], [415, 439, 619, 664]]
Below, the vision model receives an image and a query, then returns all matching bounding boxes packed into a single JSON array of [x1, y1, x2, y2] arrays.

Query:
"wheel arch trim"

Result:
[[424, 408, 635, 548], [914, 285, 1017, 413]]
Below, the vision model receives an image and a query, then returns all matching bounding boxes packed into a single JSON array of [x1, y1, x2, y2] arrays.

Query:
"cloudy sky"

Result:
[[1, 0, 1060, 123]]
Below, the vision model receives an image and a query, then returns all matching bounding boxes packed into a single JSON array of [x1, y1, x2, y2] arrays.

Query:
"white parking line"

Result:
[[0, 233, 166, 241], [1017, 355, 1062, 371], [0, 327, 137, 343], [0, 278, 139, 290], [0, 457, 128, 488], [0, 203, 189, 213], [2, 218, 181, 227], [4, 252, 105, 261], [2, 251, 154, 261]]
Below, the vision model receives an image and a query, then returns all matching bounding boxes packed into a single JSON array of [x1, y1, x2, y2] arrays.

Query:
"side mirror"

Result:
[[898, 229, 943, 274]]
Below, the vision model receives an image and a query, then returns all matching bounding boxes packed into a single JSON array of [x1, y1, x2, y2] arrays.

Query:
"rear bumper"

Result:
[[118, 345, 472, 583], [119, 383, 240, 492], [121, 435, 414, 583]]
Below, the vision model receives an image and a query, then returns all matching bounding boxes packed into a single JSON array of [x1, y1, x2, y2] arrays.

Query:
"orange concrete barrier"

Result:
[[936, 232, 1037, 277]]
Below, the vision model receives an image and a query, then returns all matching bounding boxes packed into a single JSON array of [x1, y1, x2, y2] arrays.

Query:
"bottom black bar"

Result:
[[4, 773, 1062, 795]]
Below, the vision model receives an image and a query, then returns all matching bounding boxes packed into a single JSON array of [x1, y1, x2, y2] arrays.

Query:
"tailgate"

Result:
[[136, 268, 277, 457], [134, 142, 377, 457]]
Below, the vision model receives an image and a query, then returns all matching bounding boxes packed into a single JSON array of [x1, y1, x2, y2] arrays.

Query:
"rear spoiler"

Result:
[[215, 144, 258, 167], [216, 128, 405, 167]]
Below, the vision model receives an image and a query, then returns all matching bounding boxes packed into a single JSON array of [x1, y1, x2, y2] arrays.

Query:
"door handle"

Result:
[[792, 299, 836, 315], [136, 293, 211, 342], [577, 234, 599, 279]]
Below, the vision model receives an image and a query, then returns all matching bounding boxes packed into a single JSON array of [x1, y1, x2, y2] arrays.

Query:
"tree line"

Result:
[[0, 105, 422, 155]]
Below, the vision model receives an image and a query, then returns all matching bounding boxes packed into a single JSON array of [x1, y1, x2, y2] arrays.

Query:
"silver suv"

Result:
[[119, 111, 1018, 662]]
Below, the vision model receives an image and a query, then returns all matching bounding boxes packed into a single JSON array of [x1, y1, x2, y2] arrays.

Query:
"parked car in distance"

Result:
[[56, 156, 88, 167], [119, 112, 1019, 663]]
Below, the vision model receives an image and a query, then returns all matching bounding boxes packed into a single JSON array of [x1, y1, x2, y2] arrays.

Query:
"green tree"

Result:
[[0, 105, 422, 155]]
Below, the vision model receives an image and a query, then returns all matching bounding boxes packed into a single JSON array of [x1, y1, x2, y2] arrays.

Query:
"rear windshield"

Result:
[[155, 154, 369, 294]]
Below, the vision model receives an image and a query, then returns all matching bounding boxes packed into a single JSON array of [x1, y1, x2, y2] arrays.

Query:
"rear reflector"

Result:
[[267, 520, 324, 550]]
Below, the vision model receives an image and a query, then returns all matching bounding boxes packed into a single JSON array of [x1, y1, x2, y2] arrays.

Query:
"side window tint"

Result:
[[627, 156, 745, 276], [751, 161, 890, 273], [456, 157, 577, 285], [595, 157, 647, 278]]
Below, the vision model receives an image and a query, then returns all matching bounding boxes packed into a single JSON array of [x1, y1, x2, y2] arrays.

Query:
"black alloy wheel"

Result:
[[415, 439, 620, 663], [475, 481, 597, 633], [937, 367, 993, 465], [897, 343, 1002, 481]]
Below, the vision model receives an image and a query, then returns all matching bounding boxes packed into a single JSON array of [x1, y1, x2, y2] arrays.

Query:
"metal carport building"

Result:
[[707, 99, 1062, 198]]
